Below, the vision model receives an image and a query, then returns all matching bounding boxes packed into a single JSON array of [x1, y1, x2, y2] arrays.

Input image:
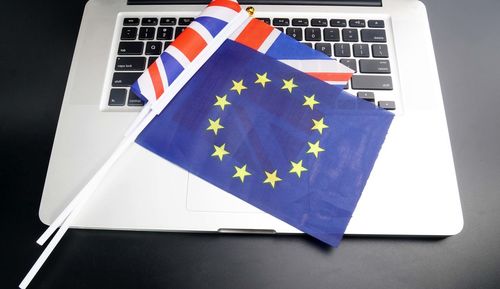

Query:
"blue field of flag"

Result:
[[136, 39, 393, 246]]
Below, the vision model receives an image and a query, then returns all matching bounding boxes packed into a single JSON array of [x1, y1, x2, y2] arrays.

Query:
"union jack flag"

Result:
[[131, 0, 353, 104]]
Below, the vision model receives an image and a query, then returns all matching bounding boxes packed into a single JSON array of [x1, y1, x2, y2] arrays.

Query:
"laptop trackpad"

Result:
[[186, 174, 260, 213]]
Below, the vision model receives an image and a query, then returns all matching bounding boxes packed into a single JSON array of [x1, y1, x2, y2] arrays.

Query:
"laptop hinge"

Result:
[[127, 0, 382, 7]]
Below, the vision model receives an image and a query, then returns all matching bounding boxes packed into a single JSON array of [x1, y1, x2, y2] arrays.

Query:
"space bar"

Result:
[[351, 75, 393, 90]]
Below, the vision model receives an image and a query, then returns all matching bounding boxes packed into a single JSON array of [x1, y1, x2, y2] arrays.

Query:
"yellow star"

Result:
[[213, 94, 231, 111], [281, 78, 298, 93], [233, 164, 251, 183], [303, 94, 319, 110], [263, 170, 282, 188], [311, 117, 329, 134], [255, 72, 271, 88], [307, 140, 325, 158], [230, 80, 247, 95], [211, 143, 229, 161], [289, 160, 308, 178], [206, 118, 224, 135]]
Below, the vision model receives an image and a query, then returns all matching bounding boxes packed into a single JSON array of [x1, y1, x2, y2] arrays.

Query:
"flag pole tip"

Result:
[[246, 6, 255, 16]]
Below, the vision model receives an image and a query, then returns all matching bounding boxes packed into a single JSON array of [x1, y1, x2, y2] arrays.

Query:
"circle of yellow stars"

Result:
[[206, 73, 328, 189]]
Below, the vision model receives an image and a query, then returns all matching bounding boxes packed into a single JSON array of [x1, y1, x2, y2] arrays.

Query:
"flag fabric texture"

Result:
[[131, 0, 393, 246], [134, 43, 393, 246], [131, 0, 244, 103], [229, 17, 353, 87], [131, 3, 353, 104]]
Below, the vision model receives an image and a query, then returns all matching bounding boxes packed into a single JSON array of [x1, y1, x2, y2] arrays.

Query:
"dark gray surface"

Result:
[[2, 0, 500, 288]]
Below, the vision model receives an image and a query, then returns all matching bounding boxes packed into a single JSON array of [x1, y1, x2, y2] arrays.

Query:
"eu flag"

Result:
[[136, 39, 393, 246]]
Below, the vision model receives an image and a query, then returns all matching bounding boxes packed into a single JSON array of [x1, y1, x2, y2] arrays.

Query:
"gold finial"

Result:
[[246, 6, 255, 16]]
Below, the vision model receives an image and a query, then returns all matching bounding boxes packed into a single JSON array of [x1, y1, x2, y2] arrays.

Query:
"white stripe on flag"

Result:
[[279, 59, 354, 74], [155, 57, 169, 89], [201, 6, 237, 23], [325, 80, 348, 85], [257, 29, 281, 54], [189, 21, 214, 43], [165, 45, 191, 68], [228, 17, 251, 40], [137, 72, 156, 102]]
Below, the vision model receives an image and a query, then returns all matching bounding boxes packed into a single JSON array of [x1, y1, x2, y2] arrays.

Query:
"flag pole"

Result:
[[21, 10, 250, 288], [36, 8, 249, 247], [20, 112, 155, 289]]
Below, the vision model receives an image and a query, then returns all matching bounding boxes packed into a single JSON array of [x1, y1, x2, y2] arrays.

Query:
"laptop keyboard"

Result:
[[109, 16, 396, 111]]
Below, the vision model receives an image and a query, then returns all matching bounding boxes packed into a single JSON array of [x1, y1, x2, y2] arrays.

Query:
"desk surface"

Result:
[[2, 0, 500, 288]]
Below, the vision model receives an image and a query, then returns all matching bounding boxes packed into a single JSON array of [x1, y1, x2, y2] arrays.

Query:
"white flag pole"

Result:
[[36, 10, 248, 247], [123, 101, 153, 137], [21, 11, 249, 288], [36, 104, 152, 246], [19, 110, 155, 289]]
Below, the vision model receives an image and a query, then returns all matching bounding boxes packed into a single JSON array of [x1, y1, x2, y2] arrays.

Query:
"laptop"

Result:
[[39, 0, 463, 236]]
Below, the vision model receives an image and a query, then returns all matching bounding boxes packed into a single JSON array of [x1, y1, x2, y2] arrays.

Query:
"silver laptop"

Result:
[[39, 0, 463, 236]]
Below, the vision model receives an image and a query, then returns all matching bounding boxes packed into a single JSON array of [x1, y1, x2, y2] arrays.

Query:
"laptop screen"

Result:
[[128, 0, 382, 7]]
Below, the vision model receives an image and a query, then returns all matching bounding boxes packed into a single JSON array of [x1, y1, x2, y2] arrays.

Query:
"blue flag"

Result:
[[136, 39, 393, 246]]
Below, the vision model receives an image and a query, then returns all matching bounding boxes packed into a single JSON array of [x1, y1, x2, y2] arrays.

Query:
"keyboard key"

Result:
[[148, 57, 158, 67], [378, 100, 396, 110], [302, 42, 312, 48], [342, 29, 358, 42], [311, 18, 327, 27], [141, 18, 158, 26], [330, 19, 347, 27], [286, 28, 303, 41], [128, 90, 145, 106], [273, 18, 290, 26], [349, 19, 366, 27], [353, 43, 369, 57], [372, 44, 389, 58], [359, 59, 391, 73], [340, 58, 357, 72], [115, 57, 146, 71], [112, 72, 142, 87], [179, 17, 194, 26], [120, 27, 137, 40], [145, 41, 162, 55], [351, 75, 393, 90], [361, 29, 387, 42], [118, 42, 144, 55], [368, 20, 385, 28], [323, 28, 340, 42], [334, 43, 350, 57], [123, 18, 139, 26], [292, 18, 308, 26], [357, 91, 375, 102], [157, 27, 173, 40], [315, 43, 332, 57], [258, 18, 270, 25], [275, 27, 284, 32], [139, 27, 155, 40], [175, 27, 185, 38], [160, 17, 176, 26], [164, 41, 172, 50], [109, 89, 127, 106], [305, 28, 321, 41]]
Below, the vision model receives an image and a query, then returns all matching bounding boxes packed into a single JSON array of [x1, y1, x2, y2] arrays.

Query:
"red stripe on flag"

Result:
[[171, 27, 207, 62], [234, 19, 274, 51], [208, 0, 241, 12], [307, 72, 353, 82], [148, 61, 164, 99]]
